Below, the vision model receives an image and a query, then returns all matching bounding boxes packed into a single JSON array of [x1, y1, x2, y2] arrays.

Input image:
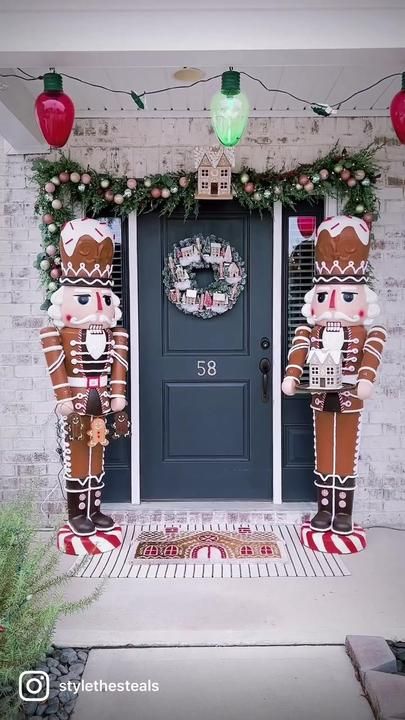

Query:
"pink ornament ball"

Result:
[[81, 173, 92, 185], [104, 190, 114, 202], [244, 182, 255, 194], [340, 169, 351, 181], [126, 178, 137, 190], [179, 176, 189, 188], [45, 182, 56, 194], [46, 244, 56, 257], [42, 213, 54, 225], [151, 188, 161, 199], [319, 169, 329, 180], [304, 181, 314, 193], [363, 212, 374, 224], [298, 174, 309, 186], [114, 193, 124, 205], [70, 172, 81, 183], [161, 188, 171, 199], [59, 171, 70, 183], [50, 267, 61, 280], [347, 177, 357, 188]]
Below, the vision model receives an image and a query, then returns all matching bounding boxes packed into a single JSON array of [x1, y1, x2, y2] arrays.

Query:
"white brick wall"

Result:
[[0, 116, 404, 524]]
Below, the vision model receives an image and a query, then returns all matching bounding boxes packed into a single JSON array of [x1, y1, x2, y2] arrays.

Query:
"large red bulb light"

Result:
[[390, 72, 405, 145], [35, 72, 75, 148]]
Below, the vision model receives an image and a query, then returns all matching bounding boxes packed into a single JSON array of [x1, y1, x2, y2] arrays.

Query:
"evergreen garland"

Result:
[[32, 143, 381, 310]]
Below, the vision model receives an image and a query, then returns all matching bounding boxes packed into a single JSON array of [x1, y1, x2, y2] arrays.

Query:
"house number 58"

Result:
[[197, 360, 217, 376]]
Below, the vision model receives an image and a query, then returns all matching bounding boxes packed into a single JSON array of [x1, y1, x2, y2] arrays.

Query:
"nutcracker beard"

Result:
[[311, 410, 362, 535], [61, 414, 116, 537]]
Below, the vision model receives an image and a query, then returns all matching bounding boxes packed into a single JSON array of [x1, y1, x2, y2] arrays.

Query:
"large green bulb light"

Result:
[[211, 70, 249, 147]]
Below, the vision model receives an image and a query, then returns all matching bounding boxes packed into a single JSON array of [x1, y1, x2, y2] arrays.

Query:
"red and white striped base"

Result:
[[300, 522, 367, 554], [57, 524, 122, 556]]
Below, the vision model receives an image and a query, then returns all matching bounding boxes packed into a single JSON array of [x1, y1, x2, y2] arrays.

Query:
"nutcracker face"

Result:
[[303, 283, 380, 327], [48, 285, 122, 329]]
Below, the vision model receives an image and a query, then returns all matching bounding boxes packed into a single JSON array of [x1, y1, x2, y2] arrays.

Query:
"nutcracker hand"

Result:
[[58, 400, 75, 417], [281, 377, 297, 396], [357, 379, 373, 400], [111, 397, 127, 412]]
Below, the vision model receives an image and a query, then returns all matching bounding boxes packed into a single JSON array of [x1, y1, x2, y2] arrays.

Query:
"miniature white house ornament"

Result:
[[194, 146, 235, 200], [163, 234, 246, 319]]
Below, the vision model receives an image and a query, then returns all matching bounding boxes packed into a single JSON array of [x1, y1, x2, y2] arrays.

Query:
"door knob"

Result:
[[259, 357, 271, 402], [260, 337, 270, 350]]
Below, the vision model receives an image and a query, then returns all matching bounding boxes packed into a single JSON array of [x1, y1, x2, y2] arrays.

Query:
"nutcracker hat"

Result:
[[314, 215, 370, 284], [59, 218, 114, 287]]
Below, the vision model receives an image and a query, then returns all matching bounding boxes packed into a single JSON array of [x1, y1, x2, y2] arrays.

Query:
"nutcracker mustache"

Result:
[[70, 313, 111, 326], [314, 310, 360, 323]]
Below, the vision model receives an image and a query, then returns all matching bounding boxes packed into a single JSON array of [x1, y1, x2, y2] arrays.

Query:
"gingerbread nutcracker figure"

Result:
[[40, 218, 130, 554], [282, 215, 386, 551]]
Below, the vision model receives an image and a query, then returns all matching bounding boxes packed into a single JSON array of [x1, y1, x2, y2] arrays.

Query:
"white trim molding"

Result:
[[128, 212, 141, 504], [272, 202, 283, 504]]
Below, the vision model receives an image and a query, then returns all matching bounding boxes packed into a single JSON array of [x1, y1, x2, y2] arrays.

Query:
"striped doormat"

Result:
[[70, 523, 350, 578]]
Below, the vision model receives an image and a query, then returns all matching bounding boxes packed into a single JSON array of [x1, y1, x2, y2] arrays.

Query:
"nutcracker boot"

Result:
[[310, 482, 333, 532], [66, 480, 96, 536], [89, 477, 116, 531], [332, 479, 355, 535]]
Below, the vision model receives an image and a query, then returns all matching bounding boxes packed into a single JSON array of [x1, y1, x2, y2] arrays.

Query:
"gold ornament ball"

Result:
[[354, 169, 366, 181], [70, 172, 81, 183], [253, 191, 262, 201], [114, 193, 124, 205], [179, 176, 189, 188], [355, 204, 365, 214], [304, 181, 314, 192], [161, 188, 171, 199], [240, 172, 249, 184], [295, 183, 302, 190], [333, 163, 343, 173], [144, 178, 152, 188], [100, 178, 110, 189]]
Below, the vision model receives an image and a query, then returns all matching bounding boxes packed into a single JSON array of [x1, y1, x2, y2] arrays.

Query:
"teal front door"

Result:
[[138, 201, 273, 500]]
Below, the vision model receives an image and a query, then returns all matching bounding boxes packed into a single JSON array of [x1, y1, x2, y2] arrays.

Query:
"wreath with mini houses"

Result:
[[32, 143, 381, 310], [162, 235, 247, 319]]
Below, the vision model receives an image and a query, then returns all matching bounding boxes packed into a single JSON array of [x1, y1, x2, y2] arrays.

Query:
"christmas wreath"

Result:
[[162, 235, 247, 319]]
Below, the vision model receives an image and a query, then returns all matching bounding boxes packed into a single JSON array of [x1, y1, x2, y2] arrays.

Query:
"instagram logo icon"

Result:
[[19, 671, 50, 702]]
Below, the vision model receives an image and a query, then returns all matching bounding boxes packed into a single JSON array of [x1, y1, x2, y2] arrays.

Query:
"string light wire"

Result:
[[0, 67, 401, 111]]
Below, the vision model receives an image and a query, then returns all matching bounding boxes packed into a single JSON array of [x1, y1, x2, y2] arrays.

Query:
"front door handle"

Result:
[[259, 358, 271, 402]]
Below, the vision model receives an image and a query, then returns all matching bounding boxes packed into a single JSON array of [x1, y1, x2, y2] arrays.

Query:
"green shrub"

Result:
[[0, 498, 102, 718]]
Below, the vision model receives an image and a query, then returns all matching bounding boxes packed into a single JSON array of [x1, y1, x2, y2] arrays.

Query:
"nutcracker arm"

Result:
[[39, 326, 72, 404], [110, 328, 129, 400], [283, 325, 311, 385], [357, 326, 387, 386]]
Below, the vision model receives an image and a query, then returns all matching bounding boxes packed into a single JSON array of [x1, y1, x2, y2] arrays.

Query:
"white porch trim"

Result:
[[128, 212, 141, 504], [272, 202, 283, 504]]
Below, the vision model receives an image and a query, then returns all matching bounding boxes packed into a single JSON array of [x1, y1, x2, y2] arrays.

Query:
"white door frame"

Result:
[[127, 200, 336, 505]]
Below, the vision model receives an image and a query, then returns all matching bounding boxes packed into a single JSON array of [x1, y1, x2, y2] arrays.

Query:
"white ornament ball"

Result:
[[354, 169, 366, 181], [161, 188, 171, 199], [54, 256, 61, 265], [295, 183, 302, 190], [355, 204, 365, 214], [50, 176, 60, 186], [48, 281, 58, 292], [48, 223, 57, 233], [123, 188, 132, 198], [100, 178, 110, 189], [78, 183, 86, 193], [144, 178, 152, 188], [70, 172, 81, 183], [46, 244, 56, 257], [40, 259, 50, 271], [170, 185, 178, 194], [51, 199, 63, 210], [114, 194, 124, 205], [240, 172, 249, 184], [253, 192, 262, 201]]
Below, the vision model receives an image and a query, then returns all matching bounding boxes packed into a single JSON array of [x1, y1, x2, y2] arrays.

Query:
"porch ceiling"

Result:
[[0, 0, 404, 152]]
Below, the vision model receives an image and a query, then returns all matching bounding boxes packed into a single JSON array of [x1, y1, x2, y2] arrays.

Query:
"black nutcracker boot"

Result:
[[89, 478, 116, 531], [310, 485, 333, 532], [66, 481, 96, 537], [332, 483, 355, 535]]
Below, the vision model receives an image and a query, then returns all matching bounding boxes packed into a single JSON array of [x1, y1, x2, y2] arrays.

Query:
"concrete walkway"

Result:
[[72, 645, 373, 720], [56, 528, 405, 646]]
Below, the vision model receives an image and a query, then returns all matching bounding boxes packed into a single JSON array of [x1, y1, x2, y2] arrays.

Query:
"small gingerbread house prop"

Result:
[[194, 146, 235, 200], [308, 349, 342, 390]]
